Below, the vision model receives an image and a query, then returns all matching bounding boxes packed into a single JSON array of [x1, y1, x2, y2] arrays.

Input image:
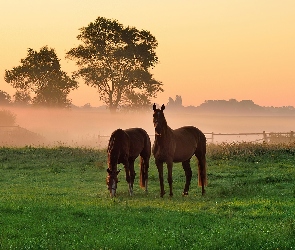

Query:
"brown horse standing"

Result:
[[106, 128, 151, 197], [152, 104, 207, 197]]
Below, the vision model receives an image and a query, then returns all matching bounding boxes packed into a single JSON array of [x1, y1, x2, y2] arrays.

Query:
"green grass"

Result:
[[0, 144, 295, 249]]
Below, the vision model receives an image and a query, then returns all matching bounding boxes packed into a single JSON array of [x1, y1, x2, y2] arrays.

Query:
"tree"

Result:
[[0, 91, 11, 106], [66, 17, 163, 112], [13, 90, 31, 105], [167, 95, 183, 108], [4, 46, 78, 108], [122, 89, 152, 112]]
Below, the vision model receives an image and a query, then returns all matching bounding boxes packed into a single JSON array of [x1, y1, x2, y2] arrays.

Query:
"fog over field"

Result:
[[1, 106, 295, 148]]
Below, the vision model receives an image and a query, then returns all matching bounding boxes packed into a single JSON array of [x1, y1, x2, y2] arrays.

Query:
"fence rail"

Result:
[[97, 131, 294, 145], [204, 131, 295, 143], [1, 126, 294, 147]]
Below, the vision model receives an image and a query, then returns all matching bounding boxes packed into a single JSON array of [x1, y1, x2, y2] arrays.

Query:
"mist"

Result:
[[1, 106, 295, 148]]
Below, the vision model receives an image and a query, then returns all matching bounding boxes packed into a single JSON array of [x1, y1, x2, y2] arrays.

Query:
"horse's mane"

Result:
[[108, 129, 125, 152], [107, 129, 129, 169], [161, 119, 170, 138]]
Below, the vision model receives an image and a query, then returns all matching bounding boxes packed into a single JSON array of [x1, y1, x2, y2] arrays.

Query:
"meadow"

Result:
[[0, 143, 295, 249]]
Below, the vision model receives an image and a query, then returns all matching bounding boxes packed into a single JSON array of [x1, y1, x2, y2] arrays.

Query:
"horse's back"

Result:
[[124, 128, 151, 157], [173, 126, 205, 161], [173, 126, 201, 144], [108, 128, 128, 150]]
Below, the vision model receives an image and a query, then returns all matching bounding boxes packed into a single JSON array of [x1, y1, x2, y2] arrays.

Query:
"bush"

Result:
[[207, 141, 295, 161], [0, 109, 16, 126]]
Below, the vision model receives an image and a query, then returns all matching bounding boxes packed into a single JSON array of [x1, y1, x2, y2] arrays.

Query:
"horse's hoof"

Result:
[[182, 192, 188, 196]]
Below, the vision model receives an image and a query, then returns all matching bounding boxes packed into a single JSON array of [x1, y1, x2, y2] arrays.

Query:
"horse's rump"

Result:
[[125, 128, 151, 188]]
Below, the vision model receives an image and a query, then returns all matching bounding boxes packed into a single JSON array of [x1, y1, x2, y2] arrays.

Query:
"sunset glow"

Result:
[[1, 0, 294, 107]]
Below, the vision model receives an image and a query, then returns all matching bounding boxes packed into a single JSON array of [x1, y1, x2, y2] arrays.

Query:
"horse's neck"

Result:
[[156, 125, 173, 143], [165, 125, 173, 135]]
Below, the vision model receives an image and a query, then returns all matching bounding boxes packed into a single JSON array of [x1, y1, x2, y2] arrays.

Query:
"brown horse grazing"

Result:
[[152, 104, 207, 197], [106, 128, 151, 198]]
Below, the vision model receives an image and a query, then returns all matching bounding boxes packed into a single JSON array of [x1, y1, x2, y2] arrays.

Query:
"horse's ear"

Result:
[[161, 104, 165, 111], [107, 168, 112, 174], [153, 103, 156, 111]]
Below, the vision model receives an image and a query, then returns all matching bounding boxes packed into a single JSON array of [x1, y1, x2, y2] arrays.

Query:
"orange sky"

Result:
[[1, 0, 295, 107]]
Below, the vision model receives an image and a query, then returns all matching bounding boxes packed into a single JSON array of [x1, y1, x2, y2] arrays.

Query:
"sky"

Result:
[[1, 0, 295, 107]]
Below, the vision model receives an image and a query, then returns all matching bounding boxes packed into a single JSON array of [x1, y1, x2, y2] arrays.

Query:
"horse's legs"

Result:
[[140, 156, 149, 192], [127, 159, 136, 196], [182, 159, 192, 196], [167, 161, 173, 197], [123, 161, 132, 196], [156, 159, 165, 197]]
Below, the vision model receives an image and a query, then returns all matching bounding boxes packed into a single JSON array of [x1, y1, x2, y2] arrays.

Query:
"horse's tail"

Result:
[[139, 130, 151, 189], [140, 157, 146, 188], [198, 157, 207, 187], [197, 129, 207, 187]]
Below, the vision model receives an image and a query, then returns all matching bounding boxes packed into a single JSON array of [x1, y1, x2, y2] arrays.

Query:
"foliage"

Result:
[[0, 91, 11, 105], [121, 89, 152, 112], [193, 99, 295, 115], [0, 144, 294, 249], [0, 126, 46, 146], [207, 141, 295, 162], [0, 109, 16, 126], [13, 90, 31, 105], [167, 95, 183, 108], [4, 46, 78, 108], [199, 99, 263, 113], [66, 17, 163, 112]]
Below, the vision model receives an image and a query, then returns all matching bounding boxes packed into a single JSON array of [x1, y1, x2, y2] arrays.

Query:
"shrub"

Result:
[[0, 109, 16, 126], [207, 141, 295, 161]]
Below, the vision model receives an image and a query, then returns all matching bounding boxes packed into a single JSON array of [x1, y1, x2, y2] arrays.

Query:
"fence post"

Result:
[[211, 132, 214, 143], [290, 131, 294, 142], [263, 131, 268, 143]]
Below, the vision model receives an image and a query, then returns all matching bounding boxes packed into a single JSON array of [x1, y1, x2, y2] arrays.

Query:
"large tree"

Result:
[[66, 17, 163, 112], [4, 46, 78, 108]]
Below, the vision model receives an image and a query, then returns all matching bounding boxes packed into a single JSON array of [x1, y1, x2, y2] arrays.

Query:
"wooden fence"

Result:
[[203, 131, 294, 144], [98, 131, 295, 146], [1, 126, 294, 147]]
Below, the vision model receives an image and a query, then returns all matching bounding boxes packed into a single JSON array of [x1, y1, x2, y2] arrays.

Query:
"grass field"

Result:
[[0, 143, 295, 249]]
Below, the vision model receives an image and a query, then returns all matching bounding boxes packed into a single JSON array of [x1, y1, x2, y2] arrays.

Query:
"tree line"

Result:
[[165, 97, 295, 114], [2, 17, 163, 112]]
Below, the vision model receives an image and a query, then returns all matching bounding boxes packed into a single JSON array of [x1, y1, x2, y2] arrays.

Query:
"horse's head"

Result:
[[106, 168, 121, 197], [153, 103, 166, 136]]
